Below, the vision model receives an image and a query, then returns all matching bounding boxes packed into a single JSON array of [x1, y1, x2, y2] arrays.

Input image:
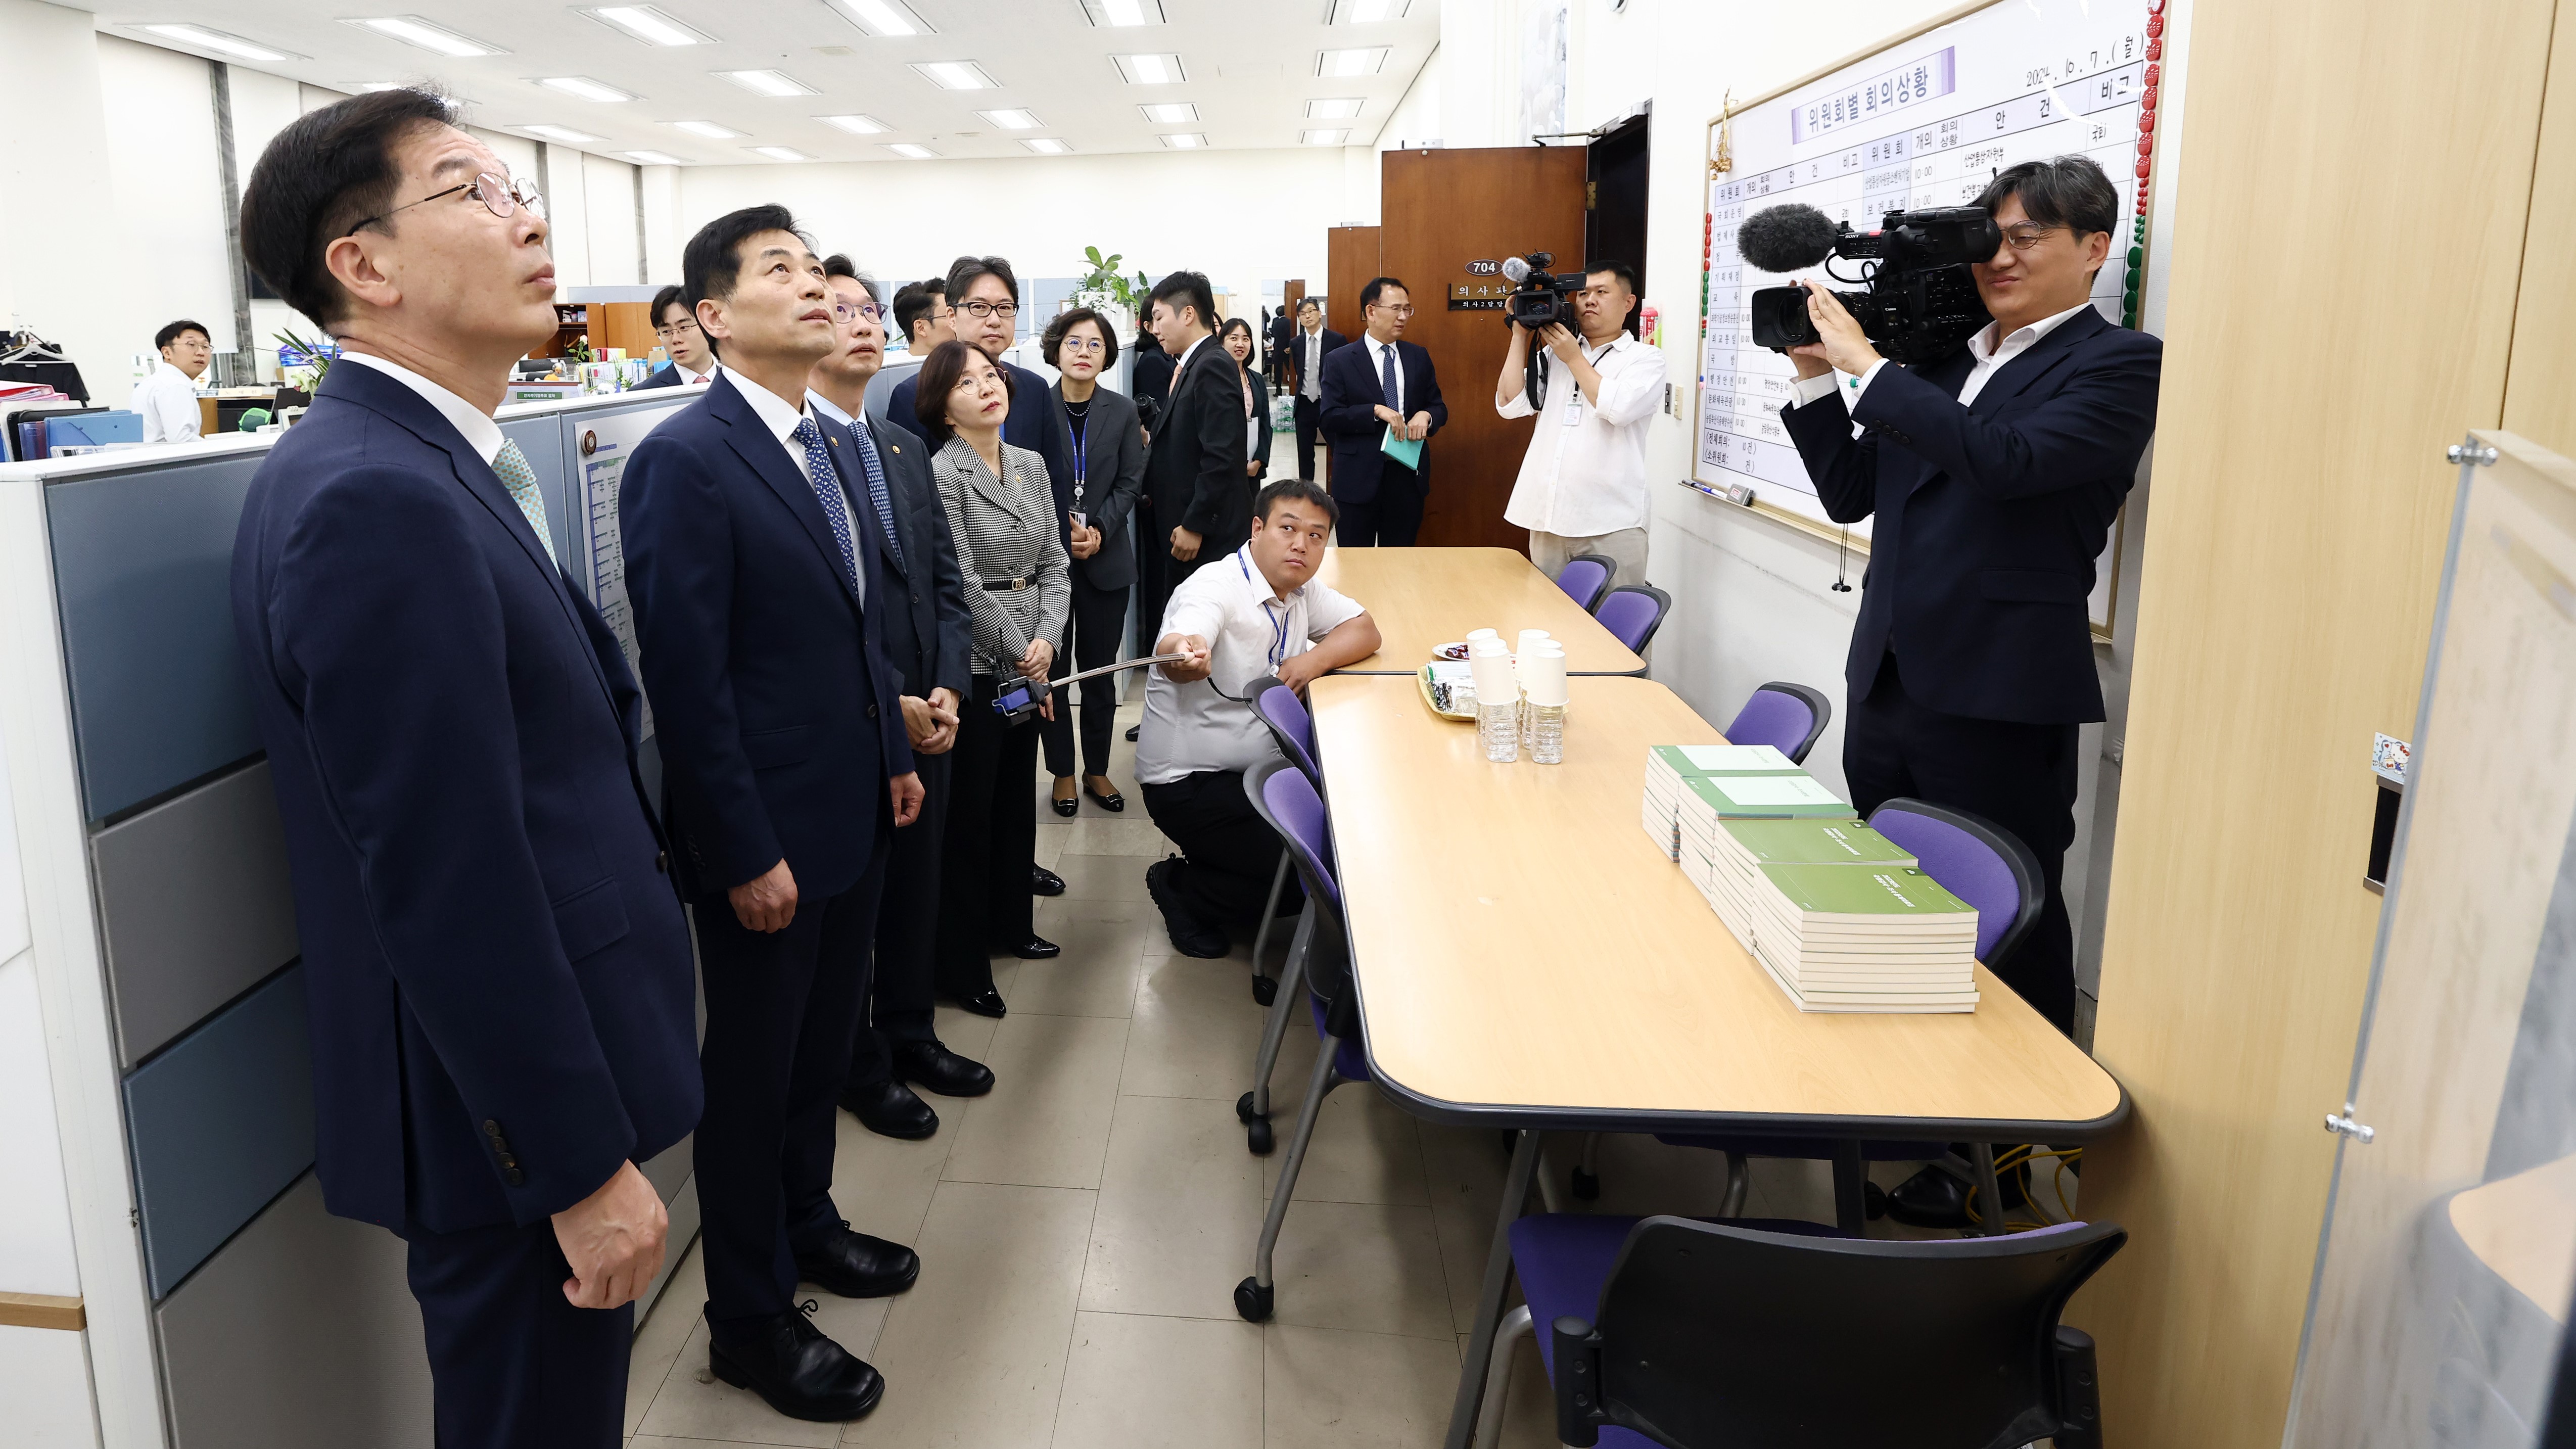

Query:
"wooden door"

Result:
[[1324, 227, 1379, 350], [1378, 145, 1587, 550]]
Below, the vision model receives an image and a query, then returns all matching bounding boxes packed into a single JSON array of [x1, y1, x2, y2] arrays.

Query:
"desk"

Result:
[[2448, 1153, 2576, 1323], [1307, 674, 2127, 1447], [1312, 546, 1644, 675]]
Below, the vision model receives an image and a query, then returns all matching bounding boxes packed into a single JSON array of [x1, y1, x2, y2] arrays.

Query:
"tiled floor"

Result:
[[624, 700, 2082, 1448]]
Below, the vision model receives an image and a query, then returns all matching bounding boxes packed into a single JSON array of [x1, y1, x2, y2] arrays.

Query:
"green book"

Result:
[[1380, 423, 1424, 470], [1681, 773, 1855, 819], [1717, 818, 1915, 866], [1649, 743, 1802, 776], [1755, 862, 1977, 925]]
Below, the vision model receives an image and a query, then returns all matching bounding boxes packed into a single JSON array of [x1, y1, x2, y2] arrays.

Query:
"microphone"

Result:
[[1736, 203, 1841, 274], [1500, 256, 1532, 284]]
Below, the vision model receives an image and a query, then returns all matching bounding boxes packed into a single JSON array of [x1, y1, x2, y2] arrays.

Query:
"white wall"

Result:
[[0, 2, 128, 410], [98, 35, 228, 369]]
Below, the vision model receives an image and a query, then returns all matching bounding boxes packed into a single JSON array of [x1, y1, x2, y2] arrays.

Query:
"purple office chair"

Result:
[[1595, 584, 1673, 653], [1555, 553, 1616, 612], [1467, 1214, 2123, 1449], [1247, 675, 1320, 1006], [1232, 757, 1372, 1324], [1721, 681, 1834, 765]]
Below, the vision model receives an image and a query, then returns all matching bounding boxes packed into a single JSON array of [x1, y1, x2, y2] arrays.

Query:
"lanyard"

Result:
[[1237, 549, 1291, 670], [1067, 407, 1089, 506]]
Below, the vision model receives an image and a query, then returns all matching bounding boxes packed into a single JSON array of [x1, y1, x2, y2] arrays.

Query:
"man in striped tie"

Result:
[[621, 206, 924, 1427]]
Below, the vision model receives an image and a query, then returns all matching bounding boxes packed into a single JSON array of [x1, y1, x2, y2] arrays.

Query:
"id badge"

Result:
[[1070, 510, 1089, 530], [1561, 388, 1585, 427]]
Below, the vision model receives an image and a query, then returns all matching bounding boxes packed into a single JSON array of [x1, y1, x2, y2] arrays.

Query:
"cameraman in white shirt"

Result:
[[1494, 262, 1668, 587]]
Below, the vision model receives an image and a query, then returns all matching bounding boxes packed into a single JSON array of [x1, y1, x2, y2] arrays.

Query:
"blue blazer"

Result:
[[632, 364, 684, 391], [621, 375, 916, 905], [1779, 306, 2162, 725], [1318, 337, 1448, 504], [230, 360, 700, 1236], [882, 358, 1077, 548]]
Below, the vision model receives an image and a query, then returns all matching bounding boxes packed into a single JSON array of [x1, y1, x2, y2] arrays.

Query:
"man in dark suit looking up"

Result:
[[1282, 297, 1347, 482], [622, 207, 926, 1424], [230, 88, 698, 1448], [804, 255, 993, 1142], [1318, 276, 1447, 546], [1135, 269, 1252, 638], [634, 282, 720, 390]]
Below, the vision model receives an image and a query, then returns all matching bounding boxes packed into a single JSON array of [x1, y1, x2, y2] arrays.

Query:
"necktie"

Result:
[[852, 418, 903, 571], [490, 439, 559, 568], [790, 416, 863, 594], [1379, 343, 1400, 415]]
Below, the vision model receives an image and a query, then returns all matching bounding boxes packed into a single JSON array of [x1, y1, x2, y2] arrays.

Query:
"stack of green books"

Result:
[[1740, 862, 1981, 1013], [1672, 771, 1858, 910], [1640, 743, 1805, 861], [1697, 817, 1917, 945]]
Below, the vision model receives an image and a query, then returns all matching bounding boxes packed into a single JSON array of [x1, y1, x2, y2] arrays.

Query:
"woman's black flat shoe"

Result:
[[1085, 780, 1126, 813], [1050, 783, 1079, 817]]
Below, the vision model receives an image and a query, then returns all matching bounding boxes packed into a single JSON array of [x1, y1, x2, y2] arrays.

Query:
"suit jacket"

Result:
[[1131, 343, 1176, 432], [883, 358, 1076, 552], [933, 438, 1073, 675], [824, 401, 971, 700], [1140, 337, 1254, 552], [621, 373, 915, 905], [632, 364, 683, 391], [230, 360, 699, 1236], [1280, 327, 1348, 399], [1246, 368, 1275, 476], [1053, 381, 1147, 592], [1318, 336, 1448, 504], [1778, 306, 2161, 724]]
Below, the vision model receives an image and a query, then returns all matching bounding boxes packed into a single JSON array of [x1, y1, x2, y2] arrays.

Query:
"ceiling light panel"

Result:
[[1317, 47, 1390, 77], [669, 119, 742, 137], [1329, 0, 1413, 19], [817, 113, 891, 134], [1158, 132, 1206, 149], [913, 61, 999, 90], [582, 6, 714, 45], [978, 108, 1041, 129], [520, 123, 605, 144], [346, 16, 505, 58], [624, 150, 689, 164], [140, 24, 298, 62], [1022, 137, 1072, 154], [1081, 0, 1166, 24], [1306, 97, 1364, 119], [1301, 128, 1350, 146], [1113, 53, 1186, 84], [1139, 102, 1197, 123], [537, 76, 638, 102], [750, 145, 815, 161], [884, 143, 939, 159], [827, 0, 935, 36], [717, 68, 818, 97]]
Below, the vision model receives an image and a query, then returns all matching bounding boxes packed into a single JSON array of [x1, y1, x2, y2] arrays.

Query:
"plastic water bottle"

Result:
[[1479, 697, 1519, 763], [1529, 702, 1566, 765]]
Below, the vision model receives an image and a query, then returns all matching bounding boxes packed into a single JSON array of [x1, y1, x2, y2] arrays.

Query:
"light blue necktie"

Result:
[[790, 417, 862, 594], [1380, 342, 1401, 416], [490, 439, 559, 568], [851, 417, 903, 571]]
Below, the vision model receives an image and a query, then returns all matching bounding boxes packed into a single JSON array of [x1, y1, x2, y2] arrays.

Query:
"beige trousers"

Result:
[[1528, 526, 1651, 591]]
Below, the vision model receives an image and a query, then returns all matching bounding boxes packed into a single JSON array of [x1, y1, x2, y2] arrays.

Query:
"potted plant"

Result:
[[1073, 246, 1152, 340]]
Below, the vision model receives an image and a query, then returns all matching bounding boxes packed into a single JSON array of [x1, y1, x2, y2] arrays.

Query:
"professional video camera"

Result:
[[1499, 253, 1583, 331], [1739, 203, 2000, 365]]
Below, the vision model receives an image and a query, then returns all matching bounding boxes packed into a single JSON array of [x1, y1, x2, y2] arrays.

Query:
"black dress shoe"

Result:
[[708, 1303, 884, 1422], [1084, 777, 1126, 812], [840, 1077, 938, 1139], [1009, 934, 1061, 959], [952, 988, 1007, 1018], [1885, 1158, 2030, 1230], [1050, 782, 1080, 818], [795, 1222, 922, 1298], [1125, 723, 1141, 742], [893, 1039, 995, 1097], [1032, 864, 1066, 896], [1146, 858, 1232, 959]]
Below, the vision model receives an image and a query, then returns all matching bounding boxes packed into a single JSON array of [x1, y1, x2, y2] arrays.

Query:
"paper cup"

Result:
[[1520, 647, 1570, 707], [1516, 629, 1554, 658]]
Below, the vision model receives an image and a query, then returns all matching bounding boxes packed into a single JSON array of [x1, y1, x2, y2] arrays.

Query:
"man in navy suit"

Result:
[[622, 207, 925, 1423], [1135, 269, 1253, 638], [633, 283, 721, 390], [1319, 276, 1448, 546], [1282, 297, 1347, 481], [806, 255, 994, 1142], [231, 90, 698, 1448]]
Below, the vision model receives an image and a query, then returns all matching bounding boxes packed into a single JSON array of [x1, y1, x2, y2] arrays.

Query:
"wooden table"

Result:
[[1310, 545, 1645, 675], [2448, 1153, 2576, 1323], [1307, 674, 2127, 1449]]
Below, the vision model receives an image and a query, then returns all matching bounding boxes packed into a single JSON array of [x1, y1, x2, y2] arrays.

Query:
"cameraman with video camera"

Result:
[[1494, 259, 1668, 588], [1776, 154, 2158, 1063]]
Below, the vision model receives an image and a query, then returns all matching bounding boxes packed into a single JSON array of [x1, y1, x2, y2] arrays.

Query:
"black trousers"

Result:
[[1843, 651, 2081, 1035], [1335, 463, 1424, 547], [1293, 395, 1323, 480], [693, 847, 889, 1338], [1141, 769, 1297, 929], [1043, 569, 1131, 780], [935, 675, 1039, 992], [1133, 500, 1172, 658], [849, 750, 950, 1090], [405, 1214, 630, 1448]]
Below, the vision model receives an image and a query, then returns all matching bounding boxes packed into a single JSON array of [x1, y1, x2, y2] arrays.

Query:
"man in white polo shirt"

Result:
[[1495, 260, 1668, 587], [1138, 478, 1381, 958]]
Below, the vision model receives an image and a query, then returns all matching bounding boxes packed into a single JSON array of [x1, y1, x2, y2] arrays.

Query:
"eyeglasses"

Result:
[[1999, 223, 2064, 252], [832, 300, 885, 324], [1059, 335, 1105, 353], [653, 316, 700, 341], [950, 366, 1003, 393], [1369, 302, 1416, 316], [957, 299, 1019, 320], [345, 172, 542, 236]]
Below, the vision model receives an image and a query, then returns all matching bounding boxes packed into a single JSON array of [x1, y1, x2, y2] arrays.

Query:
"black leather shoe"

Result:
[[1050, 781, 1080, 818], [893, 1039, 995, 1097], [1032, 864, 1066, 896], [1009, 934, 1061, 959], [1084, 776, 1126, 812], [708, 1303, 884, 1422], [1146, 858, 1232, 959], [952, 988, 1006, 1018], [1125, 723, 1141, 742], [1885, 1158, 2030, 1230], [839, 1077, 938, 1139], [794, 1222, 922, 1298]]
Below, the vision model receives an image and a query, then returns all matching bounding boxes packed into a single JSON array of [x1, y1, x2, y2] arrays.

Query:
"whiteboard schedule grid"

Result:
[[1693, 0, 2171, 541]]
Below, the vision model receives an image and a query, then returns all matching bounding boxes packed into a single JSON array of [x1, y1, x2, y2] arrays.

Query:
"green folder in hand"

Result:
[[1380, 423, 1424, 470]]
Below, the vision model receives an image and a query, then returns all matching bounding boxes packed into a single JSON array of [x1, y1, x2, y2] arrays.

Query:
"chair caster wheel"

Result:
[[1571, 1167, 1600, 1201], [1235, 1277, 1274, 1322], [1247, 1118, 1275, 1154], [1865, 1181, 1889, 1221], [1236, 1091, 1260, 1124], [1251, 974, 1277, 1006]]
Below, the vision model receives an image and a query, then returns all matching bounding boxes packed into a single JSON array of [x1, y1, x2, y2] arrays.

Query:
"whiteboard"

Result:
[[1692, 0, 2170, 553]]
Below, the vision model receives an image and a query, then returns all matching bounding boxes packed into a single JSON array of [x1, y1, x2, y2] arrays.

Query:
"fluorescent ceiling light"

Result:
[[817, 113, 891, 134], [718, 68, 818, 96], [624, 150, 689, 164], [1329, 0, 1413, 19], [1083, 0, 1166, 23], [1158, 131, 1206, 149], [750, 145, 815, 161], [978, 108, 1041, 129], [1113, 53, 1186, 84], [1021, 137, 1071, 154], [827, 0, 934, 36], [347, 16, 504, 58], [1139, 102, 1198, 123], [583, 6, 713, 45], [1306, 97, 1364, 119], [142, 23, 295, 62], [669, 119, 742, 138], [1301, 128, 1350, 146], [912, 61, 998, 90], [537, 76, 638, 102], [520, 123, 605, 144], [884, 143, 939, 159], [1318, 47, 1390, 77]]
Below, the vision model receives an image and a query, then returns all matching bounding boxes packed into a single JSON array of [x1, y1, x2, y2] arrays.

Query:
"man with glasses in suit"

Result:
[[635, 283, 719, 389], [1318, 276, 1447, 546]]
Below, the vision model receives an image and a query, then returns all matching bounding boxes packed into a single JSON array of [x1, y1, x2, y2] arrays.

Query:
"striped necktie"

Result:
[[851, 418, 903, 571], [790, 416, 863, 593], [490, 439, 559, 568]]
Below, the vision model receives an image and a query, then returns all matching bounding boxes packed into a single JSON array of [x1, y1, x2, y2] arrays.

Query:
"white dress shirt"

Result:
[[1789, 300, 2098, 412], [1364, 335, 1405, 414], [732, 370, 863, 606], [1299, 327, 1325, 402], [1136, 543, 1365, 785], [132, 360, 204, 444], [1498, 332, 1670, 538], [337, 351, 503, 464]]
